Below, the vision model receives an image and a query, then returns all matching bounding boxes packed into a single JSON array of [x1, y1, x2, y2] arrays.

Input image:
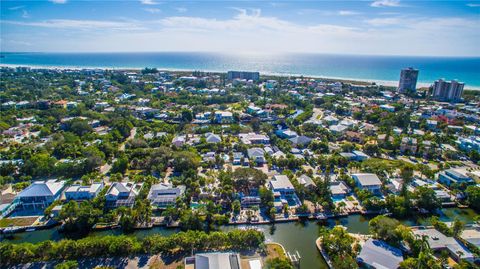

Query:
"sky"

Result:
[[1, 0, 479, 56]]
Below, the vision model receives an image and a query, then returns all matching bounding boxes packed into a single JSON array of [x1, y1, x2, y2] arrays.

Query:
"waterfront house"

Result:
[[241, 196, 261, 207], [352, 173, 382, 194], [65, 182, 104, 201], [437, 168, 474, 187], [330, 181, 350, 199], [413, 229, 474, 262], [147, 183, 185, 208], [105, 182, 143, 208], [16, 180, 66, 210], [185, 252, 242, 269], [269, 175, 300, 208], [357, 239, 404, 269]]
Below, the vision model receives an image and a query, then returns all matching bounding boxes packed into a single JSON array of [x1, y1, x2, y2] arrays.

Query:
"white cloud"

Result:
[[175, 7, 187, 13], [49, 0, 67, 4], [466, 3, 480, 7], [140, 0, 159, 5], [371, 0, 401, 8], [3, 19, 143, 31], [2, 9, 479, 56], [297, 9, 360, 16], [144, 8, 161, 13], [9, 5, 25, 10], [338, 10, 360, 16], [366, 17, 402, 26]]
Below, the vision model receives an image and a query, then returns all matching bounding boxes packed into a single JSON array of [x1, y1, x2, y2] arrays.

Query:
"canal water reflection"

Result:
[[2, 208, 478, 268]]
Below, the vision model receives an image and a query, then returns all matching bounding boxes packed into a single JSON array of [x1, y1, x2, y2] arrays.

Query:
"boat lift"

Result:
[[287, 250, 301, 268]]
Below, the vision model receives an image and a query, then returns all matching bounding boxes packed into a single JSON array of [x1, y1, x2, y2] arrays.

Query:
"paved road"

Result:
[[119, 127, 137, 151], [99, 127, 136, 176]]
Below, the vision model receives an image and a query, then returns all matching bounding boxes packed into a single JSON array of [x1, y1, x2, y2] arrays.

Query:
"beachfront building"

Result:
[[147, 183, 185, 208], [16, 180, 66, 210], [398, 67, 419, 93], [352, 173, 382, 195], [432, 79, 465, 102], [227, 70, 260, 81], [64, 182, 104, 201]]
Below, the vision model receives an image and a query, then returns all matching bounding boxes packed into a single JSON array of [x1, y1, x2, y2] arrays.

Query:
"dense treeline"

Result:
[[0, 229, 264, 266]]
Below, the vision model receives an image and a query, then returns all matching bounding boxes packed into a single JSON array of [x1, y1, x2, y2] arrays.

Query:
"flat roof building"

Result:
[[398, 67, 419, 93]]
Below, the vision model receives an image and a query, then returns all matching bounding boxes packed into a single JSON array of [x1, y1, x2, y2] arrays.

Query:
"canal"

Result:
[[2, 208, 478, 268]]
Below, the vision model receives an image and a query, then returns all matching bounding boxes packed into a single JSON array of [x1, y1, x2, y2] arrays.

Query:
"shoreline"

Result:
[[2, 63, 479, 91]]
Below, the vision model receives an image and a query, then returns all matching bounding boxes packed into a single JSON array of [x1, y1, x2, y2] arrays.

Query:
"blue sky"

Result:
[[1, 0, 479, 56]]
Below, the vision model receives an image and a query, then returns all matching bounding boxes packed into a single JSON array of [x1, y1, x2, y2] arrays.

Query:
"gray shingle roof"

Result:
[[357, 239, 403, 269]]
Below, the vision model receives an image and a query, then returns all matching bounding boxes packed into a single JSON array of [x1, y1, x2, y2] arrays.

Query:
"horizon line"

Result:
[[2, 51, 480, 58]]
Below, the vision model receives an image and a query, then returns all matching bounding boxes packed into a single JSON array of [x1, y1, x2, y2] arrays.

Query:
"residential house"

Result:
[[329, 124, 348, 135], [275, 129, 298, 139], [323, 115, 339, 125], [65, 182, 104, 201], [413, 229, 474, 263], [269, 175, 300, 209], [232, 152, 244, 165], [357, 239, 404, 269], [205, 133, 221, 143], [185, 252, 242, 269], [330, 181, 350, 199], [352, 173, 382, 194], [147, 183, 185, 208], [105, 182, 143, 208], [214, 111, 233, 123], [400, 137, 417, 154], [298, 174, 316, 190], [437, 168, 475, 187], [289, 135, 312, 148], [247, 148, 266, 165], [239, 133, 270, 145], [16, 180, 66, 210]]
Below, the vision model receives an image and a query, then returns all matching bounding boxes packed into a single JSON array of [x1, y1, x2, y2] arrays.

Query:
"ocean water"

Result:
[[1, 52, 480, 88]]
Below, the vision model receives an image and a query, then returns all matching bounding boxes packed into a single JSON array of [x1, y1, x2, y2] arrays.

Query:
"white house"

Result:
[[147, 183, 185, 208], [65, 182, 104, 201], [214, 111, 233, 123], [352, 173, 382, 194], [269, 175, 300, 208], [239, 133, 270, 145]]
